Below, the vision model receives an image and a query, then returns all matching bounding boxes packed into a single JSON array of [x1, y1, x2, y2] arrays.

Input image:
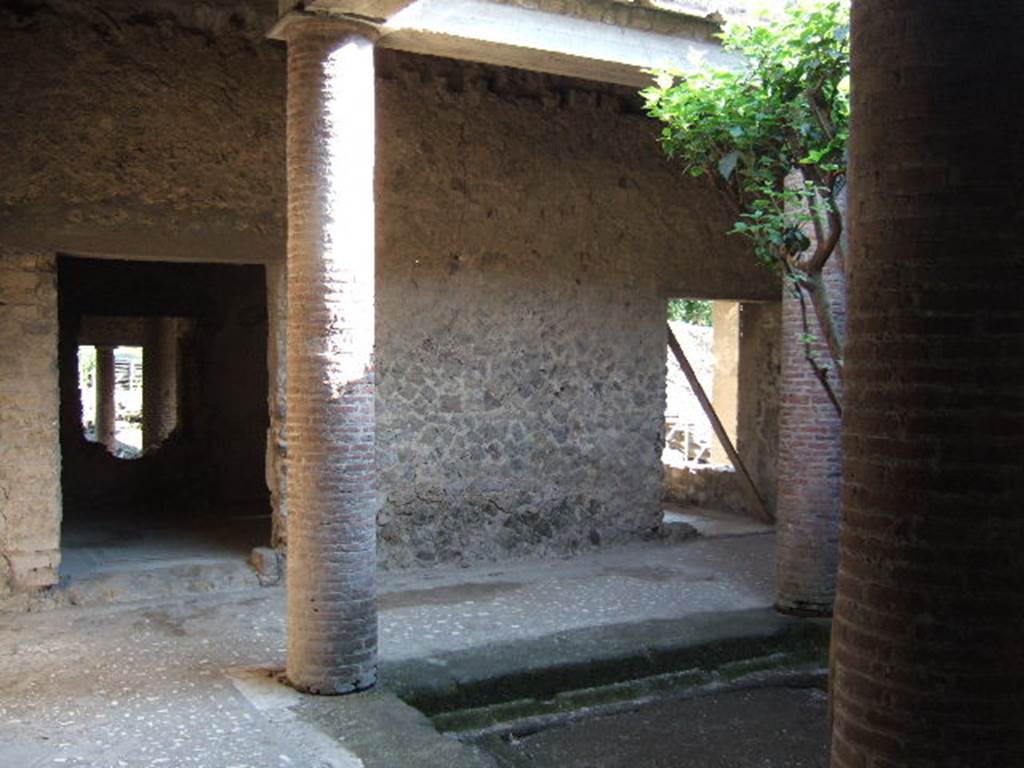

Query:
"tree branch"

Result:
[[782, 260, 843, 416], [796, 194, 841, 275], [800, 270, 844, 384], [807, 84, 836, 142]]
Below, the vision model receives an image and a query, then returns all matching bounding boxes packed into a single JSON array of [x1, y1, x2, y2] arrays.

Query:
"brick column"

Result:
[[283, 17, 379, 695], [95, 345, 116, 451], [775, 255, 846, 615], [142, 317, 178, 451], [832, 2, 1024, 765]]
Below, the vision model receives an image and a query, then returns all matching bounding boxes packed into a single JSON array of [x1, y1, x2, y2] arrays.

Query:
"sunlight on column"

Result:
[[321, 38, 376, 398]]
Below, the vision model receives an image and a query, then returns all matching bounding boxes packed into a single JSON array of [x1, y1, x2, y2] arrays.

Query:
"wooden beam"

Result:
[[667, 324, 772, 524]]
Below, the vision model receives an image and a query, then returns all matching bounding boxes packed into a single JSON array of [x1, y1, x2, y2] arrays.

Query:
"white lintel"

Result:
[[294, 0, 737, 88]]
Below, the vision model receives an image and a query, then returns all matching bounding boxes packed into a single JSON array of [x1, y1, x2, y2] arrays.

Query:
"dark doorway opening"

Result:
[[57, 256, 270, 594]]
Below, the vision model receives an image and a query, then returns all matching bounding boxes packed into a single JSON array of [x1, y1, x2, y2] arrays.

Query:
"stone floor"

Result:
[[59, 515, 269, 582], [0, 515, 797, 767], [662, 503, 773, 539], [49, 515, 272, 607]]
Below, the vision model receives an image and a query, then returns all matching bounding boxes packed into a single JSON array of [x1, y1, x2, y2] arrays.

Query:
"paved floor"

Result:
[[662, 503, 773, 539], [59, 516, 269, 582], [378, 534, 774, 661], [0, 523, 779, 767], [50, 517, 271, 606]]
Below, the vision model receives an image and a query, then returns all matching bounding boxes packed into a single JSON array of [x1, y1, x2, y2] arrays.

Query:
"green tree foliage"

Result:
[[644, 1, 849, 412], [668, 298, 713, 326]]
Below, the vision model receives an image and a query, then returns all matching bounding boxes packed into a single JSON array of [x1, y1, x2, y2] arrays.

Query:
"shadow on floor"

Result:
[[57, 511, 271, 603]]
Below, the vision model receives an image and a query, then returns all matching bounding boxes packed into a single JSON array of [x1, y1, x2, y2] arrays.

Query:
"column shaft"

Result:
[[283, 19, 378, 695], [143, 317, 178, 451], [775, 255, 846, 615], [833, 2, 1024, 764], [94, 345, 116, 450]]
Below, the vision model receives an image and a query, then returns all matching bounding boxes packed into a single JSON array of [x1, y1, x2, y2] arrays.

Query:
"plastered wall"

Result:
[[0, 246, 61, 594], [0, 0, 285, 263]]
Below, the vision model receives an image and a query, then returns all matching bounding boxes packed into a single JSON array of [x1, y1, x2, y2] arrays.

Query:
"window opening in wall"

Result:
[[78, 345, 145, 459]]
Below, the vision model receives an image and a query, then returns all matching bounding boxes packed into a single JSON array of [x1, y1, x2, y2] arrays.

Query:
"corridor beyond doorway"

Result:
[[56, 256, 272, 597]]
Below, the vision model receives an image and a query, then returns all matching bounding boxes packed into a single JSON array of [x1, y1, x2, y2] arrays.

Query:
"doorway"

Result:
[[663, 297, 781, 530], [57, 256, 271, 595]]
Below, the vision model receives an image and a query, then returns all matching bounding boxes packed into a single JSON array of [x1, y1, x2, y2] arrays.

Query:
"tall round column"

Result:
[[94, 345, 116, 451], [283, 17, 379, 695], [142, 317, 178, 452], [832, 2, 1024, 764], [775, 255, 846, 615]]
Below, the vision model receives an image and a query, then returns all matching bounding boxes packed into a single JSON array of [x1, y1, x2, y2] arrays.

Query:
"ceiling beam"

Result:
[[273, 0, 736, 87]]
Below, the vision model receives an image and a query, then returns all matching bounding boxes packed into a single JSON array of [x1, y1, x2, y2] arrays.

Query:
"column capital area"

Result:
[[268, 10, 381, 43]]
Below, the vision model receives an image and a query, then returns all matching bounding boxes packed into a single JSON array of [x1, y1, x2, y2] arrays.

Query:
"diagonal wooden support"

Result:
[[667, 324, 773, 524]]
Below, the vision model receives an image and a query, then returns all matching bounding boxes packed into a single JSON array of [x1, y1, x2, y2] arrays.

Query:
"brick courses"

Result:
[[775, 239, 846, 615], [283, 19, 380, 694], [831, 2, 1024, 764]]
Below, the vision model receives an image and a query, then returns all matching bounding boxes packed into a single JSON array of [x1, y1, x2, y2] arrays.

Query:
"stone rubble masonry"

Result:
[[0, 3, 286, 264], [775, 220, 847, 616], [372, 55, 776, 568], [283, 18, 379, 694], [832, 2, 1024, 765], [0, 245, 61, 595], [664, 464, 747, 514]]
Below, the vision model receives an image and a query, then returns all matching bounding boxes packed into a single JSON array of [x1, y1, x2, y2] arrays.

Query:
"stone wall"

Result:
[[0, 246, 61, 594], [0, 2, 779, 576], [664, 465, 747, 513], [372, 56, 775, 565], [737, 301, 781, 513]]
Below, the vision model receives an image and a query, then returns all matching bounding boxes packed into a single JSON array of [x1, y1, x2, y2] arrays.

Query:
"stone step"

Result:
[[62, 558, 264, 607]]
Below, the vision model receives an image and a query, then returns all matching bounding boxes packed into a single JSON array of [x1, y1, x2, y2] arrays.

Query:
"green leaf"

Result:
[[644, 0, 850, 290]]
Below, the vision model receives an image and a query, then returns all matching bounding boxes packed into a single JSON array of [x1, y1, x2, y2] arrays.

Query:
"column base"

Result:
[[286, 666, 377, 696]]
